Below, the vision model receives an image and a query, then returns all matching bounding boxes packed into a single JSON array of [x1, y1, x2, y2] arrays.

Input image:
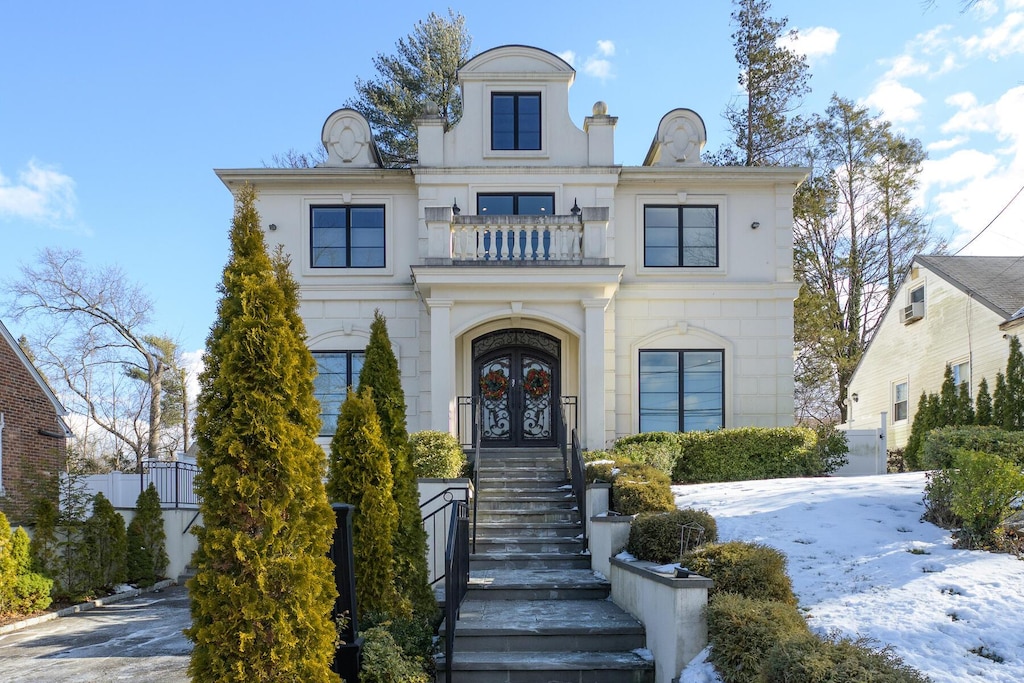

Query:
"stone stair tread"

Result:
[[469, 568, 608, 591], [441, 649, 654, 670], [454, 598, 643, 633]]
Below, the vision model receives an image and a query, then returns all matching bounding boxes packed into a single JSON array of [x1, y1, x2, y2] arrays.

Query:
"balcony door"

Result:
[[474, 330, 560, 448]]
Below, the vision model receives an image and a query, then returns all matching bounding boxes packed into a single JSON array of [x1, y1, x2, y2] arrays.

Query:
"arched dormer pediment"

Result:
[[459, 45, 575, 84], [320, 109, 383, 168], [643, 108, 707, 167]]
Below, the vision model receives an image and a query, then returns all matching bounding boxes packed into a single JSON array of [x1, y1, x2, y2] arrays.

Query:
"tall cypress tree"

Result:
[[938, 364, 958, 426], [187, 184, 340, 683], [327, 389, 408, 618], [993, 371, 1010, 430], [1006, 335, 1024, 429], [357, 311, 435, 619], [975, 377, 992, 426], [955, 382, 975, 426], [126, 483, 168, 586]]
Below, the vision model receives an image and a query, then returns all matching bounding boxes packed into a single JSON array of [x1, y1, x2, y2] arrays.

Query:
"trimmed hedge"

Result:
[[921, 425, 1024, 470], [626, 508, 717, 563], [611, 464, 675, 515], [409, 431, 466, 479], [673, 427, 841, 483], [681, 541, 796, 604]]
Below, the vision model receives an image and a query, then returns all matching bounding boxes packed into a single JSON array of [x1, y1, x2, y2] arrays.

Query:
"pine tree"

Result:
[[975, 377, 992, 426], [126, 483, 168, 586], [358, 311, 435, 619], [327, 389, 408, 619], [83, 492, 127, 591], [715, 0, 811, 166], [186, 183, 340, 683]]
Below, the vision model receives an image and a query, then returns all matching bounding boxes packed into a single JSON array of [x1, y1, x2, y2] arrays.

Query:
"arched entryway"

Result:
[[473, 329, 560, 447]]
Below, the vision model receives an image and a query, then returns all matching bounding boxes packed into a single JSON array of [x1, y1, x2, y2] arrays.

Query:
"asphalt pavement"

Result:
[[0, 584, 192, 683]]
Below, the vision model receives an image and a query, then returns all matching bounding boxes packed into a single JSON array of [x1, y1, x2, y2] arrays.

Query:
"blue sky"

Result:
[[2, 0, 1023, 358]]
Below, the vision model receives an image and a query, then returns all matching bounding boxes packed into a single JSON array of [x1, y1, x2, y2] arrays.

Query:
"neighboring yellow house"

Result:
[[846, 255, 1024, 451], [216, 45, 807, 451]]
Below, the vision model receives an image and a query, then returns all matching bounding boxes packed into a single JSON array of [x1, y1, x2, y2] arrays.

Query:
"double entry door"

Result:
[[476, 346, 558, 447]]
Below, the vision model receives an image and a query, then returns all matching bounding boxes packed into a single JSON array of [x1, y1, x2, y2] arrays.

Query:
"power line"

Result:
[[953, 182, 1024, 255]]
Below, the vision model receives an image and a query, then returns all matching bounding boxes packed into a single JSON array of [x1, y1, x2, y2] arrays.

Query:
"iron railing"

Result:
[[559, 397, 586, 550], [443, 499, 469, 683], [420, 485, 473, 586], [143, 460, 199, 509]]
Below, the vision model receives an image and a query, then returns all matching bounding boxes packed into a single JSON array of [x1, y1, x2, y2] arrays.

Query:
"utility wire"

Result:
[[953, 182, 1024, 255]]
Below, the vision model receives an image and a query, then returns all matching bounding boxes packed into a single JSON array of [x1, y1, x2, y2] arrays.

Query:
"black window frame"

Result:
[[638, 349, 725, 433], [310, 204, 385, 269], [643, 204, 720, 268], [477, 192, 555, 216], [491, 92, 542, 151], [313, 350, 366, 436]]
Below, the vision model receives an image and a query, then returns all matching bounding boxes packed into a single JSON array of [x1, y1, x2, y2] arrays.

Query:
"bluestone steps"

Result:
[[437, 446, 654, 683]]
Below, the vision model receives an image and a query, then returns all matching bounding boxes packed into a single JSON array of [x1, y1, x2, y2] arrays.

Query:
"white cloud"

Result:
[[959, 10, 1024, 57], [583, 57, 613, 80], [0, 160, 79, 226], [782, 26, 839, 61], [863, 79, 926, 123], [561, 40, 616, 82], [926, 135, 968, 152], [596, 40, 615, 57], [879, 25, 959, 81]]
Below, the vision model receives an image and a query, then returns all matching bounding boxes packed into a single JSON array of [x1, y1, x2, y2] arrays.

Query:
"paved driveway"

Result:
[[0, 585, 191, 683]]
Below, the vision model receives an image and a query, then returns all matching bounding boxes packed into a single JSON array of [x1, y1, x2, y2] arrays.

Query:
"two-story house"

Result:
[[0, 319, 70, 525], [846, 255, 1024, 450], [216, 45, 807, 450]]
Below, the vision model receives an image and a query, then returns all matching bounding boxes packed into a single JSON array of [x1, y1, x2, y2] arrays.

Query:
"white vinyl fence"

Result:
[[836, 412, 888, 476]]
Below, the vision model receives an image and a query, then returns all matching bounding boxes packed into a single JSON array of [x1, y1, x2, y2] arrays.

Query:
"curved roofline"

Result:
[[460, 44, 575, 74]]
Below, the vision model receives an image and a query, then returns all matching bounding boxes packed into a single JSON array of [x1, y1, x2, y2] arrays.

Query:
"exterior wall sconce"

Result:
[[571, 198, 581, 217], [268, 223, 277, 231], [750, 221, 760, 230], [452, 199, 461, 216], [851, 393, 859, 402]]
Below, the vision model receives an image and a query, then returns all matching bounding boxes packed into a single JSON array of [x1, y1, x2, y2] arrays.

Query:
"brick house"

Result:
[[0, 319, 70, 525]]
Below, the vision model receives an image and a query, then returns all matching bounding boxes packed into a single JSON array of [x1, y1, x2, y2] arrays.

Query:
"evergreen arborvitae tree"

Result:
[[955, 382, 975, 426], [993, 371, 1010, 430], [903, 392, 934, 470], [83, 493, 127, 591], [975, 377, 993, 426], [1005, 335, 1024, 429], [327, 389, 408, 619], [0, 512, 17, 613], [126, 483, 168, 586], [28, 497, 59, 586], [186, 183, 340, 683], [357, 311, 435, 619], [938, 364, 958, 426]]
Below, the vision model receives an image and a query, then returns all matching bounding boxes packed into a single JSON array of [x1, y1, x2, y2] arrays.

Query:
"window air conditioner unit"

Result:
[[902, 301, 924, 324]]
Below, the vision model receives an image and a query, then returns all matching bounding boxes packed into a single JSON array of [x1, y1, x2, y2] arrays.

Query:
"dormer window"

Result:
[[492, 93, 541, 150]]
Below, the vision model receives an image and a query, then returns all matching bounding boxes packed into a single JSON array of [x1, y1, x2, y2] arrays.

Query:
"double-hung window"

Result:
[[491, 93, 541, 150], [313, 351, 365, 436], [893, 381, 909, 422], [639, 350, 724, 432], [644, 205, 719, 267], [311, 205, 385, 268]]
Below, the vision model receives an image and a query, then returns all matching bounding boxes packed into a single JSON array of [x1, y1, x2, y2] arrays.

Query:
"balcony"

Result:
[[423, 206, 610, 266]]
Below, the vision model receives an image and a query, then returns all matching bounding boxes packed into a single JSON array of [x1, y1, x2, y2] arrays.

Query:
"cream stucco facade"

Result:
[[216, 45, 806, 450]]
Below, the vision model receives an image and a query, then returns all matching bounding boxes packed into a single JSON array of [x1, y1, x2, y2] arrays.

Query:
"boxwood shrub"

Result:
[[626, 508, 718, 563], [681, 541, 796, 604], [612, 477, 675, 516], [409, 431, 467, 479]]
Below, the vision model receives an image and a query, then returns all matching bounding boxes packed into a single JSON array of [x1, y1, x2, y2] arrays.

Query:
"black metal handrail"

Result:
[[139, 460, 200, 509], [471, 397, 481, 554], [559, 397, 586, 550], [570, 428, 587, 550], [443, 499, 469, 683], [420, 486, 472, 587]]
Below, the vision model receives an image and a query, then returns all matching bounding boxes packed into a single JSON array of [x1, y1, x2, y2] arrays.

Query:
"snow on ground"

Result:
[[673, 472, 1024, 683]]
